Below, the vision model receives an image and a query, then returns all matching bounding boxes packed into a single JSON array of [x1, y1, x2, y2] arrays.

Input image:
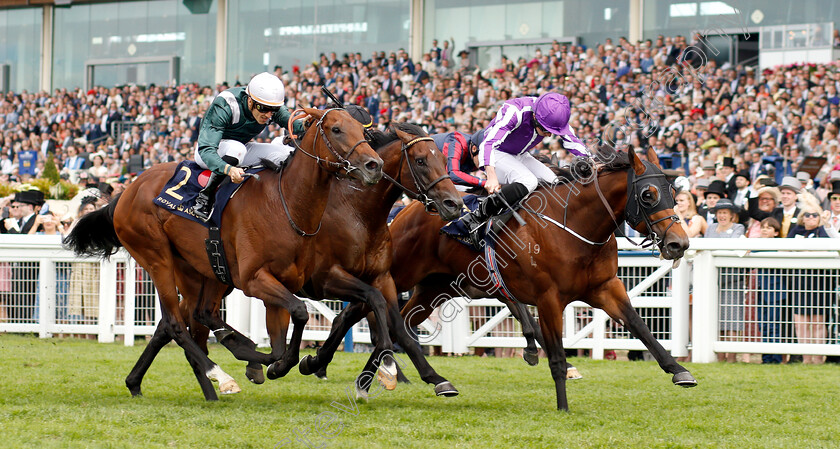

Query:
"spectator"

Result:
[[755, 217, 785, 364], [787, 202, 832, 364], [704, 199, 745, 363], [747, 176, 802, 238], [67, 197, 100, 325], [746, 186, 782, 237], [674, 190, 707, 237]]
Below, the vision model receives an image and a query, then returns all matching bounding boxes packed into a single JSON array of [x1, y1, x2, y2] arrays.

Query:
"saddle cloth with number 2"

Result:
[[153, 160, 263, 227]]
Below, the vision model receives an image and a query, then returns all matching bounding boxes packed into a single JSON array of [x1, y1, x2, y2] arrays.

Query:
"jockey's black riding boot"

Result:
[[193, 156, 239, 222], [460, 183, 529, 244]]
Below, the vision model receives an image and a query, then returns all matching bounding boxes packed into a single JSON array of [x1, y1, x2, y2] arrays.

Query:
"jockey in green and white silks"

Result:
[[192, 72, 305, 221]]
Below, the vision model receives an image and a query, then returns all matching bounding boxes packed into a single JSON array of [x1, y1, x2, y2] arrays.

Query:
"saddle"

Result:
[[440, 194, 516, 252], [440, 194, 519, 302], [154, 160, 263, 227]]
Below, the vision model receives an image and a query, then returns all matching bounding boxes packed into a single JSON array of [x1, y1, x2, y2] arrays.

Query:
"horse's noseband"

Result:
[[382, 136, 450, 213]]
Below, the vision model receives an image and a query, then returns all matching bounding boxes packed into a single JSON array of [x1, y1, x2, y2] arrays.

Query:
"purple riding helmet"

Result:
[[533, 92, 573, 136]]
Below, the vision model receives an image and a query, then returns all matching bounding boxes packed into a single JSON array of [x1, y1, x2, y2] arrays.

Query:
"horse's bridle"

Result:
[[279, 107, 371, 237], [381, 136, 451, 213], [594, 160, 680, 249], [289, 108, 369, 177]]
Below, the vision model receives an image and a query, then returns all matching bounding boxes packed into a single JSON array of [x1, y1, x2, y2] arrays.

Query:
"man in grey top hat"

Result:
[[747, 175, 802, 238]]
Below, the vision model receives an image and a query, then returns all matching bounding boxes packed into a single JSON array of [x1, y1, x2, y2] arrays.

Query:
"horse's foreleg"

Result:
[[535, 296, 569, 411], [243, 270, 309, 380], [299, 301, 368, 377], [591, 277, 696, 387], [310, 268, 397, 392], [395, 281, 458, 396]]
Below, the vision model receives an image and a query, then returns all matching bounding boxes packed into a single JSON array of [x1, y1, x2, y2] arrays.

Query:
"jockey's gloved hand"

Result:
[[570, 156, 594, 180]]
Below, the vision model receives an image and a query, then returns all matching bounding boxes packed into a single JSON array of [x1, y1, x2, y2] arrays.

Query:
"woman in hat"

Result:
[[787, 203, 832, 364], [87, 150, 108, 179], [705, 199, 745, 238], [704, 198, 745, 362]]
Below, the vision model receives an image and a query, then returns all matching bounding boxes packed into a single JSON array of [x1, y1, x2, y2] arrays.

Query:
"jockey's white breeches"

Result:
[[493, 151, 558, 192], [195, 137, 294, 169]]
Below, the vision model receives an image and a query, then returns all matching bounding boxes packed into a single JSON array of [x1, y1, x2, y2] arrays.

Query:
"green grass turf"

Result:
[[0, 334, 838, 448]]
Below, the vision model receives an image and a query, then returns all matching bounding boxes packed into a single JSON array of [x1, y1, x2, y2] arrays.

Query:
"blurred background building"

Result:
[[1, 0, 840, 92]]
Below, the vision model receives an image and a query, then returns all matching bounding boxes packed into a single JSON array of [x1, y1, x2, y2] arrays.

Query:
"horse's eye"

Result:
[[641, 188, 658, 205], [331, 126, 341, 134], [415, 157, 426, 166]]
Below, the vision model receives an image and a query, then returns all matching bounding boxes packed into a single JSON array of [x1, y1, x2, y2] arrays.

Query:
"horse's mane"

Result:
[[598, 148, 631, 173], [367, 122, 428, 150]]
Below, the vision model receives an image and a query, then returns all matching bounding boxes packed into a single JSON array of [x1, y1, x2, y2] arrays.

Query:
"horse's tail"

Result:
[[63, 193, 123, 259]]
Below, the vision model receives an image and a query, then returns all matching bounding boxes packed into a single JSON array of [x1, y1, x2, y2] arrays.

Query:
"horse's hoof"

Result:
[[246, 365, 265, 385], [267, 357, 297, 380], [129, 389, 143, 398], [672, 371, 697, 387], [566, 366, 583, 380], [434, 381, 459, 397], [298, 355, 317, 376], [377, 360, 398, 391], [220, 379, 241, 395], [315, 366, 328, 380], [355, 383, 369, 402], [523, 349, 539, 366], [266, 362, 282, 380]]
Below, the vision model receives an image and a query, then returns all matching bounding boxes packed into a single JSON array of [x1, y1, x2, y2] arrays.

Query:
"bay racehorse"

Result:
[[386, 145, 696, 411], [64, 108, 384, 400], [122, 122, 466, 398]]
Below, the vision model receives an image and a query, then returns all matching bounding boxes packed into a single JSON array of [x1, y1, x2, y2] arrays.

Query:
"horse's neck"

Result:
[[544, 170, 628, 240], [347, 140, 404, 219], [277, 140, 333, 230]]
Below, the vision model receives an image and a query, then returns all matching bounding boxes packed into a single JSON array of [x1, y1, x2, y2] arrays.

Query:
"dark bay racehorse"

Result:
[[387, 145, 696, 411], [124, 123, 467, 398], [64, 108, 384, 400]]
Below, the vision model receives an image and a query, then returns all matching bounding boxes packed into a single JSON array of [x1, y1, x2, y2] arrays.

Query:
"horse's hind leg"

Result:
[[535, 295, 570, 411], [500, 297, 581, 378], [127, 247, 223, 400], [125, 320, 172, 397], [590, 278, 696, 387], [499, 297, 541, 366]]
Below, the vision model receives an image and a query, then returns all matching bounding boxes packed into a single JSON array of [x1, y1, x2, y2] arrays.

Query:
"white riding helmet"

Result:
[[246, 72, 285, 107]]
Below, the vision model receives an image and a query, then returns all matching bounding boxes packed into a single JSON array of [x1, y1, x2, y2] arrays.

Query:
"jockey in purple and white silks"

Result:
[[459, 92, 589, 233]]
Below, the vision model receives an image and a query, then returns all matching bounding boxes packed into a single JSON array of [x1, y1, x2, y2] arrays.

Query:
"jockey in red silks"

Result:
[[433, 129, 487, 192], [459, 92, 589, 232]]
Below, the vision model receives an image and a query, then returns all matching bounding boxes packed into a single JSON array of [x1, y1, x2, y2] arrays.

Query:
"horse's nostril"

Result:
[[365, 160, 380, 172], [443, 199, 458, 211]]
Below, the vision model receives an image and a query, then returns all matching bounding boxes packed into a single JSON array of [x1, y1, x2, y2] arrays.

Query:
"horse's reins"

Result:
[[381, 136, 450, 213], [278, 108, 370, 237]]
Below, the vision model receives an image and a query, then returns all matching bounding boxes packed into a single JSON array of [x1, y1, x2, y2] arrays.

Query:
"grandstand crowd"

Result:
[[3, 32, 840, 363]]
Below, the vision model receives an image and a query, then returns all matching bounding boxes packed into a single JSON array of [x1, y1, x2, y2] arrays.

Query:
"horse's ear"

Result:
[[302, 108, 324, 120], [629, 147, 646, 176], [646, 146, 660, 167], [393, 125, 412, 142]]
